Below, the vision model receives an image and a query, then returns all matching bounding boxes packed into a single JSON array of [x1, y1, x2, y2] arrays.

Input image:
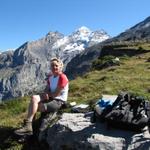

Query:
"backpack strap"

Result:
[[145, 101, 150, 119]]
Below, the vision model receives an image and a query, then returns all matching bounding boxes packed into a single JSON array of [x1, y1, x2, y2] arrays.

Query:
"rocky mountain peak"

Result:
[[75, 26, 91, 36], [89, 30, 111, 44], [45, 31, 64, 43], [70, 26, 91, 42], [77, 26, 91, 32]]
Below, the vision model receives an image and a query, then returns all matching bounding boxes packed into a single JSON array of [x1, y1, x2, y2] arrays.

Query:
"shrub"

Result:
[[92, 55, 119, 70]]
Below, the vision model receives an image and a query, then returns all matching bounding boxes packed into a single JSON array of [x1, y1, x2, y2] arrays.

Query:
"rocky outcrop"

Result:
[[46, 113, 150, 150]]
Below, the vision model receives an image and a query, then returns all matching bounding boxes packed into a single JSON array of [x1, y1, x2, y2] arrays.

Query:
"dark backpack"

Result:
[[93, 92, 150, 132]]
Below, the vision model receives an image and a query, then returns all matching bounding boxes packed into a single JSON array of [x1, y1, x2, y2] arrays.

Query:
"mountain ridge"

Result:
[[111, 16, 150, 42], [65, 16, 150, 79], [0, 26, 109, 101]]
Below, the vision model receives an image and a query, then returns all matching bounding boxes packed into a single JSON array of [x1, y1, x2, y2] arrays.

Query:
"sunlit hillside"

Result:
[[0, 43, 150, 150]]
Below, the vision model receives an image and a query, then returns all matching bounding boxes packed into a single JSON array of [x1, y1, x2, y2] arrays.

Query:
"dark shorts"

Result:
[[43, 100, 63, 113]]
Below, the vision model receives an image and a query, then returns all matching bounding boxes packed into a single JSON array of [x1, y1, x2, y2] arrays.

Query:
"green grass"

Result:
[[68, 52, 150, 104], [0, 43, 150, 149], [0, 97, 30, 150], [0, 97, 29, 126]]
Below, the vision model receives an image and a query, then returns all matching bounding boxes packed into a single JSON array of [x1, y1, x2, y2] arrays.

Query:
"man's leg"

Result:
[[38, 100, 62, 141], [43, 100, 62, 112], [27, 95, 41, 121], [15, 95, 42, 135]]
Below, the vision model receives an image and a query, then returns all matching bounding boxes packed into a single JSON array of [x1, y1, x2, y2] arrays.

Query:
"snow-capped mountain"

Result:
[[0, 26, 109, 101], [65, 16, 150, 79], [52, 26, 110, 68], [53, 26, 109, 51]]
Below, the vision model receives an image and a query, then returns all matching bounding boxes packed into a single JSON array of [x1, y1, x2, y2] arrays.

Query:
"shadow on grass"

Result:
[[0, 126, 17, 149], [0, 125, 49, 150]]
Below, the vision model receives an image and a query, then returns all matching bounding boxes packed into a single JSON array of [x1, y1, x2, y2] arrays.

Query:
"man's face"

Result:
[[51, 61, 61, 75]]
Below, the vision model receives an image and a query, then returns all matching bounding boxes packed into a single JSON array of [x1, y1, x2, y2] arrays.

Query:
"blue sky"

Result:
[[0, 0, 150, 52]]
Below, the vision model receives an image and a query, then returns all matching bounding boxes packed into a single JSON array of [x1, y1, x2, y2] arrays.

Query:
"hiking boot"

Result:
[[14, 119, 33, 136]]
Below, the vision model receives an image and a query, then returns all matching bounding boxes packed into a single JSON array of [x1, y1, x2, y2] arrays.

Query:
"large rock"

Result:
[[47, 113, 150, 150]]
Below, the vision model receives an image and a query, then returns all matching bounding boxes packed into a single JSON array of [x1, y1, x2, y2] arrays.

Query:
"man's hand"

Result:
[[41, 93, 49, 100]]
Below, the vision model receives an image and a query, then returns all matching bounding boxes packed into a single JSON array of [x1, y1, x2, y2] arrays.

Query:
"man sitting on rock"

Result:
[[14, 57, 69, 135]]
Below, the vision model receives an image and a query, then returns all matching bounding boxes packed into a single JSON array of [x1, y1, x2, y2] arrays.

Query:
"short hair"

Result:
[[50, 57, 64, 69]]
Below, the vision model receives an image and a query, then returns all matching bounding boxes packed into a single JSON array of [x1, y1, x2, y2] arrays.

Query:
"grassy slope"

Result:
[[69, 44, 150, 103], [0, 43, 150, 149]]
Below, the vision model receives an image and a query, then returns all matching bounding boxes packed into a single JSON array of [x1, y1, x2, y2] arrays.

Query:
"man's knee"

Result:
[[45, 100, 62, 112], [31, 95, 41, 103]]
